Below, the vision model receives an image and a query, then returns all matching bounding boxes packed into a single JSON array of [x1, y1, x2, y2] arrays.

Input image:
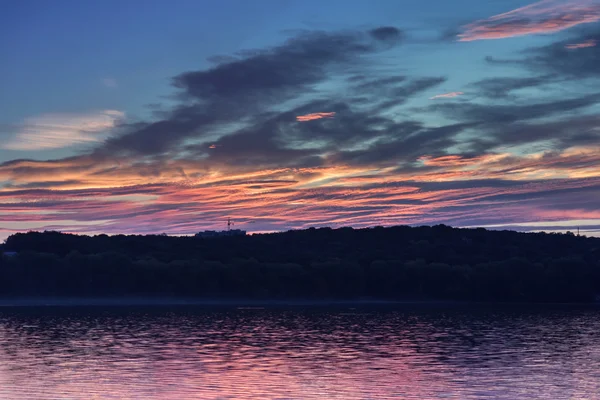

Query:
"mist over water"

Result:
[[0, 305, 599, 399]]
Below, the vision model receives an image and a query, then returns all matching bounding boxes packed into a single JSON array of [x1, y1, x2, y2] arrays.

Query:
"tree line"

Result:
[[1, 225, 599, 302]]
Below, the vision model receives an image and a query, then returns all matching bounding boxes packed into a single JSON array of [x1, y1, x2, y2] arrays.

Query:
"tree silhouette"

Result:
[[1, 225, 599, 302]]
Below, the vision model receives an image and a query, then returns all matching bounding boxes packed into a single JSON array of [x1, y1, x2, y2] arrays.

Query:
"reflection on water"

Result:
[[0, 305, 599, 399]]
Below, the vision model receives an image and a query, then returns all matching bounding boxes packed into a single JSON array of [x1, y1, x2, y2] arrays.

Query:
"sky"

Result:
[[2, 0, 600, 239]]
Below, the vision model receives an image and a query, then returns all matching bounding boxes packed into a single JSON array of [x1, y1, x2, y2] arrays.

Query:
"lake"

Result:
[[0, 303, 599, 399]]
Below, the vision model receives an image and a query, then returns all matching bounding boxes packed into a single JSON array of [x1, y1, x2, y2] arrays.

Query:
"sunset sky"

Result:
[[2, 0, 600, 239]]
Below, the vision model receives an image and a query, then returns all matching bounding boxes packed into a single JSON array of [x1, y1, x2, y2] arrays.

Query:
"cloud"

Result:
[[329, 123, 472, 167], [458, 0, 600, 41], [2, 110, 125, 151], [102, 78, 118, 88], [3, 162, 600, 238], [566, 38, 598, 48], [418, 154, 496, 167], [470, 75, 556, 99], [296, 112, 336, 122], [430, 92, 464, 100], [420, 94, 600, 159], [369, 26, 403, 43], [173, 28, 402, 102], [3, 142, 600, 239], [87, 29, 443, 174], [501, 28, 600, 77], [384, 77, 446, 103], [98, 27, 404, 157], [350, 75, 407, 91], [429, 93, 600, 125], [487, 116, 600, 154]]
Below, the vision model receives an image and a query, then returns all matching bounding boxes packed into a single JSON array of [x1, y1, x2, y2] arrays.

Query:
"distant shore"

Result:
[[0, 297, 597, 308], [2, 227, 599, 304], [0, 297, 433, 307]]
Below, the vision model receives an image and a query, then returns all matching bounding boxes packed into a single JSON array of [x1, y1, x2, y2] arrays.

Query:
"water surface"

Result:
[[0, 304, 599, 399]]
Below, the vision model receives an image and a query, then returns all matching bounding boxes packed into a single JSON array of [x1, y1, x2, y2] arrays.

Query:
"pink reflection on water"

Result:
[[0, 309, 599, 399]]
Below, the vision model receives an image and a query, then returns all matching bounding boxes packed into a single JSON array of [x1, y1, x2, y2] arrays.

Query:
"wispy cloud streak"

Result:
[[458, 0, 600, 41], [296, 112, 336, 122], [2, 146, 600, 238], [430, 92, 464, 100], [2, 110, 124, 151], [566, 38, 597, 48]]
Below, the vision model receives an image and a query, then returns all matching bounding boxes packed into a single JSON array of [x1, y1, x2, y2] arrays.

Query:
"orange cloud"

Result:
[[2, 147, 600, 239], [296, 112, 336, 122], [566, 39, 597, 49], [429, 92, 464, 100], [418, 154, 498, 167], [458, 0, 600, 42]]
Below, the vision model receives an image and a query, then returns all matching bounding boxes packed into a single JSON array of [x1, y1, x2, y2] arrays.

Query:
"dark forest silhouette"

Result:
[[1, 225, 599, 302]]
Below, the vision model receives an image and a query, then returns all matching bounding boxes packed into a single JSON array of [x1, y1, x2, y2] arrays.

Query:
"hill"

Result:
[[1, 225, 599, 302]]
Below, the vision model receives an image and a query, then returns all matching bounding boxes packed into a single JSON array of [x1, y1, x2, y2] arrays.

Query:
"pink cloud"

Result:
[[296, 112, 336, 122], [458, 0, 600, 42], [3, 147, 600, 240], [566, 39, 597, 48], [418, 154, 494, 167], [429, 92, 464, 100]]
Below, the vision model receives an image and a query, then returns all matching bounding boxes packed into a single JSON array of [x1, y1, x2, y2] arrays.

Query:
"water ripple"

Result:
[[0, 306, 598, 399]]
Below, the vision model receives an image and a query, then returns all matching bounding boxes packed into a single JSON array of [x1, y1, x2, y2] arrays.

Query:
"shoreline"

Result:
[[0, 297, 597, 308]]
